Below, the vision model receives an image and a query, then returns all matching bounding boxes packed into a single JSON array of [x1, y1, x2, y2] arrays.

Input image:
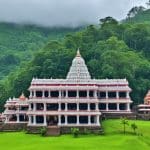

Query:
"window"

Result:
[[108, 92, 116, 98], [51, 91, 59, 97], [68, 91, 77, 97], [79, 91, 87, 97], [99, 103, 106, 110], [68, 116, 77, 124], [79, 103, 88, 110], [79, 116, 88, 124], [119, 92, 126, 98]]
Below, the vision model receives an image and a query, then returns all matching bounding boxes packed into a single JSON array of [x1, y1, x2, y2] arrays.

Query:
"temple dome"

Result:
[[66, 49, 91, 81], [19, 93, 26, 101]]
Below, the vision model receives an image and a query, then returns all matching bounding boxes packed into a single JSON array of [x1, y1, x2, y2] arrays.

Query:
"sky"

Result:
[[0, 0, 147, 27]]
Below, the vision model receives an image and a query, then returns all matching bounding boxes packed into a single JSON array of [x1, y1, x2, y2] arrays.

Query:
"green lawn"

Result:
[[0, 120, 150, 150]]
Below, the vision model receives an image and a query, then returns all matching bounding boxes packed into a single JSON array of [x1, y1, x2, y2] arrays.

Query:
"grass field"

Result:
[[0, 119, 150, 150]]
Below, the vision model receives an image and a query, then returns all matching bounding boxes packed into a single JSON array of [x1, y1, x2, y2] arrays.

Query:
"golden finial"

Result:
[[76, 48, 81, 57]]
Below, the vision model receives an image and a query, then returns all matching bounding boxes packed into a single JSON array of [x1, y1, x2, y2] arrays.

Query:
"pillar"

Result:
[[117, 103, 120, 111], [65, 115, 67, 125], [116, 91, 119, 99], [48, 91, 51, 98], [28, 115, 31, 125], [87, 90, 89, 99], [33, 115, 36, 125], [127, 103, 130, 111], [126, 92, 130, 99], [66, 90, 68, 98], [44, 115, 47, 126], [76, 90, 79, 98], [88, 103, 90, 111], [65, 103, 67, 111], [44, 103, 46, 111], [16, 114, 19, 123], [29, 103, 32, 111], [58, 103, 61, 111], [106, 91, 108, 99], [106, 103, 109, 111], [58, 115, 61, 125], [77, 115, 79, 125], [88, 115, 91, 125], [96, 103, 99, 111], [77, 103, 79, 111], [33, 103, 36, 111], [96, 115, 100, 125], [42, 90, 44, 98], [59, 90, 61, 99], [5, 116, 8, 123], [94, 90, 97, 98]]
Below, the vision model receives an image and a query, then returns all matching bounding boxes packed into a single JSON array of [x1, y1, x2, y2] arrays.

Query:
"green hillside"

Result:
[[0, 22, 80, 80]]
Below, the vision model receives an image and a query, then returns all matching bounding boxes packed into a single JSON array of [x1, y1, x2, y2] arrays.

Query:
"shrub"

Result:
[[71, 127, 80, 138], [40, 127, 47, 137], [131, 123, 138, 135]]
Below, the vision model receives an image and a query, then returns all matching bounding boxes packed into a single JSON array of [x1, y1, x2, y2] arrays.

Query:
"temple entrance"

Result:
[[47, 116, 58, 126]]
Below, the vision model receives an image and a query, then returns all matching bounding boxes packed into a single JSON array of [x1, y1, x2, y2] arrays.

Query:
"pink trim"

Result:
[[31, 84, 128, 86]]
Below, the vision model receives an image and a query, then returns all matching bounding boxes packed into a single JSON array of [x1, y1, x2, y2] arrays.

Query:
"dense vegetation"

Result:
[[0, 9, 150, 111], [0, 119, 149, 150], [126, 9, 150, 24], [0, 22, 80, 79]]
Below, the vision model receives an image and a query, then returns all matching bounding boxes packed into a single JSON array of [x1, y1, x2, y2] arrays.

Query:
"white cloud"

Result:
[[0, 0, 147, 27]]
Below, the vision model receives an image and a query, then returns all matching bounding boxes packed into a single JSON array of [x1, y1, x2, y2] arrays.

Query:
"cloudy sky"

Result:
[[0, 0, 147, 27]]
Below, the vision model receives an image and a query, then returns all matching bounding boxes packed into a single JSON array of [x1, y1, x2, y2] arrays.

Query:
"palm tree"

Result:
[[131, 123, 138, 134], [121, 117, 129, 134]]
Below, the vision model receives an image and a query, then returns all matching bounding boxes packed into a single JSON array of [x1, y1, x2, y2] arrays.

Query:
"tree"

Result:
[[131, 123, 138, 135], [124, 24, 149, 51], [121, 117, 129, 134], [99, 17, 118, 28], [127, 6, 145, 19]]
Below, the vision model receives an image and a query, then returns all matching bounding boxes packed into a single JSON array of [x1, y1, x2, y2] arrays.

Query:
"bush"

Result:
[[40, 127, 47, 137], [71, 127, 80, 138]]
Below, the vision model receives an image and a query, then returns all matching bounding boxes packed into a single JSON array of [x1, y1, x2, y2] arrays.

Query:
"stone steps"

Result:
[[46, 126, 60, 136]]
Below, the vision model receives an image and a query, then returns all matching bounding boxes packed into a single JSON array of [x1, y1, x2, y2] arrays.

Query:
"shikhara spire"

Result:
[[66, 49, 91, 81]]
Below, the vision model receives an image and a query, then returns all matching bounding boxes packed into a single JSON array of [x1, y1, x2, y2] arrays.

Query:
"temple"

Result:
[[138, 90, 150, 120], [3, 93, 28, 124], [2, 49, 133, 133]]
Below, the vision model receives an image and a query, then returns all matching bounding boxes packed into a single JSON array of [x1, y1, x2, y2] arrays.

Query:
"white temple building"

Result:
[[3, 94, 28, 124], [2, 50, 133, 131], [138, 90, 150, 119]]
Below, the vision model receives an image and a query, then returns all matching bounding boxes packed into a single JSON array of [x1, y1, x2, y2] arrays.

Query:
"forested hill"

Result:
[[0, 22, 81, 80], [1, 8, 150, 111]]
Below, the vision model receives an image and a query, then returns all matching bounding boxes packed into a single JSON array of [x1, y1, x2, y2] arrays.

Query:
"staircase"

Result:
[[46, 126, 60, 136]]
